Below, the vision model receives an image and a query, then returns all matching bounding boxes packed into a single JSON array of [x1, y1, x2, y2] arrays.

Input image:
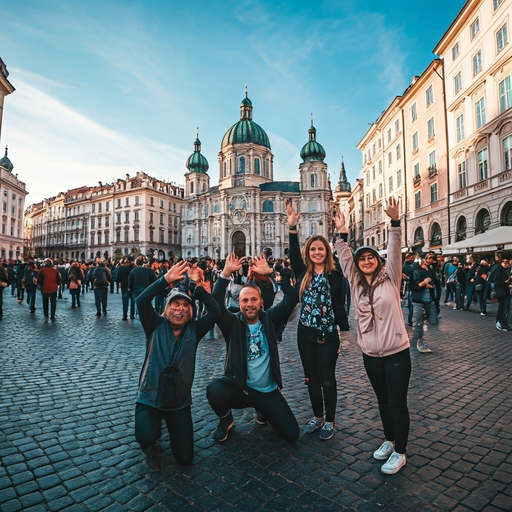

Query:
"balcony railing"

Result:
[[413, 174, 421, 186], [428, 165, 438, 178]]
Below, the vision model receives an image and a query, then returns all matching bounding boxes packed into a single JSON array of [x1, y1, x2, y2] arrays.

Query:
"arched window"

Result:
[[237, 157, 246, 174], [213, 201, 220, 213], [262, 200, 274, 212], [254, 158, 260, 175], [311, 174, 317, 188], [414, 227, 424, 246], [309, 199, 318, 212], [190, 182, 194, 194], [430, 223, 442, 246], [501, 202, 512, 226], [310, 222, 317, 236], [202, 183, 206, 193], [475, 209, 491, 234], [456, 216, 467, 241]]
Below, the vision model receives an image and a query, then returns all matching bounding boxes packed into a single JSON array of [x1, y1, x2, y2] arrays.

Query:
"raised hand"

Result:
[[165, 260, 189, 284], [333, 209, 347, 233], [285, 199, 301, 227], [222, 253, 243, 278], [251, 254, 273, 275], [384, 196, 399, 221]]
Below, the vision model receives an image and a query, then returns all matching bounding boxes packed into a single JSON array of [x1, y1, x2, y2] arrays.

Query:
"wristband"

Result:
[[289, 225, 297, 230]]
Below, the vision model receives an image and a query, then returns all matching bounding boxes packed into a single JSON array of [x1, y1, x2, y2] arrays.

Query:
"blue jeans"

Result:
[[363, 348, 411, 454], [411, 301, 438, 344], [206, 376, 299, 443], [464, 285, 475, 310], [135, 403, 194, 466], [94, 288, 108, 314], [122, 290, 134, 319], [70, 289, 81, 307], [26, 288, 36, 311]]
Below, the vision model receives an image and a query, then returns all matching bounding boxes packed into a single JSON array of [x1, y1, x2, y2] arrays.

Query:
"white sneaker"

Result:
[[417, 340, 432, 354], [381, 452, 406, 475], [373, 440, 394, 460]]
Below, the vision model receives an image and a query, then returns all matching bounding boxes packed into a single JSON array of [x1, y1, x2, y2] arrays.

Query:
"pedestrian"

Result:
[[409, 253, 439, 353], [0, 262, 11, 320], [23, 261, 38, 313], [402, 253, 415, 326], [444, 256, 459, 304], [464, 255, 479, 311], [128, 257, 157, 318], [135, 260, 220, 471], [492, 257, 511, 331], [68, 262, 84, 308], [207, 253, 300, 444], [37, 259, 61, 320], [116, 257, 134, 320], [333, 197, 411, 475], [285, 200, 349, 441], [91, 261, 111, 316]]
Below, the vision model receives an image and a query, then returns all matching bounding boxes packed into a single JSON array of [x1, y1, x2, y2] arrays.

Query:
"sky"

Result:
[[1, 0, 467, 206]]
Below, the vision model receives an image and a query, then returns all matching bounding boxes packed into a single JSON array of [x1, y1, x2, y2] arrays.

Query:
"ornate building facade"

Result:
[[182, 92, 336, 259]]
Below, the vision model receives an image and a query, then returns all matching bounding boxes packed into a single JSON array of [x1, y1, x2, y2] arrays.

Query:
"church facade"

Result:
[[181, 92, 341, 259]]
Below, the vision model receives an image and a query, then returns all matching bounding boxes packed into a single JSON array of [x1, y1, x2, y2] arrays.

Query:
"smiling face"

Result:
[[308, 240, 328, 267], [239, 286, 263, 324], [164, 298, 192, 329], [357, 251, 379, 276]]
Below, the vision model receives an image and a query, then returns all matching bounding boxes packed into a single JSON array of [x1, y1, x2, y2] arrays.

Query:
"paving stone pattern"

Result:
[[0, 289, 511, 511]]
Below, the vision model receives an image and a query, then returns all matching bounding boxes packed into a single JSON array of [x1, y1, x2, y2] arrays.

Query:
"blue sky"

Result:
[[1, 0, 467, 205]]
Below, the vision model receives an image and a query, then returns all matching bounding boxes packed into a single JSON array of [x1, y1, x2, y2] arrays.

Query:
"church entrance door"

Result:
[[232, 231, 246, 258]]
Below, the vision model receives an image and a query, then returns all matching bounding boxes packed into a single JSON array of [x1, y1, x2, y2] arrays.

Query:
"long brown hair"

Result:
[[354, 253, 384, 296], [299, 235, 336, 299]]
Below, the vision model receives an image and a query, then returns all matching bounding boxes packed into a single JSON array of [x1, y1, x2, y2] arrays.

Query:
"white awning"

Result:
[[442, 226, 512, 254]]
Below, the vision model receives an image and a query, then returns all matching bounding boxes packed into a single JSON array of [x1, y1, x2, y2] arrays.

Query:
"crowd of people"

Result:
[[1, 196, 511, 477]]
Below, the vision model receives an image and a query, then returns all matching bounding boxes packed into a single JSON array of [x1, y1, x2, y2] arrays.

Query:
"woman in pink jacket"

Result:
[[333, 197, 411, 475]]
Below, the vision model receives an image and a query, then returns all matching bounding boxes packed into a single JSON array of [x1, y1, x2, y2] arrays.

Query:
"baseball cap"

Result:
[[165, 288, 193, 305]]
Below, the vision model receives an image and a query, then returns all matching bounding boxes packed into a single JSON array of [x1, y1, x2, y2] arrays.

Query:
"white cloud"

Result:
[[1, 72, 189, 205]]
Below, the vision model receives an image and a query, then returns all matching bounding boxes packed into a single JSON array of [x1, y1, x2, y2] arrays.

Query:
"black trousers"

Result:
[[41, 292, 57, 318], [206, 376, 299, 443], [363, 348, 411, 454], [297, 323, 340, 423], [94, 288, 108, 314], [134, 403, 194, 466]]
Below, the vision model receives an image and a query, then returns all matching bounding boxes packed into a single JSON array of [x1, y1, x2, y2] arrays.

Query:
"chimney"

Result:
[[98, 181, 102, 187]]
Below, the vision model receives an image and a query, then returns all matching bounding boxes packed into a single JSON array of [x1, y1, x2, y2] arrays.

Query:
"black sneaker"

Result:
[[255, 411, 267, 425], [143, 448, 161, 472], [213, 413, 234, 442]]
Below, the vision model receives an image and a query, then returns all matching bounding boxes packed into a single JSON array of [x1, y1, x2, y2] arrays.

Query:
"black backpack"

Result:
[[93, 267, 108, 288]]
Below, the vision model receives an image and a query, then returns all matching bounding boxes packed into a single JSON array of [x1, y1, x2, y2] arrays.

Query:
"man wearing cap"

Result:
[[134, 261, 220, 471], [206, 253, 300, 444], [409, 252, 439, 353]]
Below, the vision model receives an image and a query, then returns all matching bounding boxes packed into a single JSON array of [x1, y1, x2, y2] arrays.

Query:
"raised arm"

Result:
[[332, 209, 356, 282], [383, 196, 402, 287], [285, 200, 306, 278]]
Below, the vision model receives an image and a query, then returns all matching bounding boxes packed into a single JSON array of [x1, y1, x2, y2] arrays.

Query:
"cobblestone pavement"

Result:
[[1, 288, 511, 512]]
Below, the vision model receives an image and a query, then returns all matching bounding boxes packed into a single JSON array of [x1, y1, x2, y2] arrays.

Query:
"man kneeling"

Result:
[[135, 261, 220, 471], [207, 254, 299, 443]]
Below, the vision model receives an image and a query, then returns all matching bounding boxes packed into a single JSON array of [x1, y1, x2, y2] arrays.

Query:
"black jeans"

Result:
[[41, 292, 57, 318], [363, 348, 411, 454], [135, 403, 193, 466], [206, 376, 299, 442], [297, 323, 340, 423], [94, 288, 108, 314], [497, 296, 511, 327]]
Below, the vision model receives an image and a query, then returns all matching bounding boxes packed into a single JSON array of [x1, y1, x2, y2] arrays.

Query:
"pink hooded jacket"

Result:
[[334, 226, 410, 357]]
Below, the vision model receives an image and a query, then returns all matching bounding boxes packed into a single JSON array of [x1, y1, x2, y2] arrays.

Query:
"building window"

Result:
[[452, 42, 460, 61], [394, 119, 400, 135], [213, 201, 220, 213], [92, 204, 96, 213], [372, 189, 376, 202], [134, 229, 139, 242], [475, 97, 486, 128], [396, 144, 401, 160], [106, 201, 110, 211], [124, 198, 129, 206], [427, 117, 435, 139], [377, 183, 382, 199], [378, 161, 382, 174], [412, 132, 419, 151], [458, 161, 467, 189], [454, 72, 462, 94], [471, 18, 480, 39], [503, 134, 512, 171], [116, 231, 121, 242], [366, 172, 370, 186], [160, 213, 164, 224], [429, 150, 436, 169], [190, 182, 194, 194], [309, 199, 318, 212], [150, 197, 154, 206], [116, 213, 121, 223], [388, 152, 392, 166], [262, 200, 274, 213], [135, 196, 139, 205], [310, 173, 317, 188], [456, 114, 465, 142], [238, 156, 246, 174], [430, 183, 438, 203], [372, 166, 376, 180], [413, 162, 420, 177], [117, 199, 121, 208], [97, 233, 102, 245], [478, 148, 488, 180], [415, 191, 421, 210], [389, 176, 393, 192], [98, 218, 102, 228], [134, 211, 139, 221], [91, 219, 95, 229], [124, 230, 129, 243], [254, 158, 260, 175], [411, 102, 417, 122], [497, 24, 508, 53], [387, 128, 392, 142], [426, 85, 434, 107], [397, 170, 402, 187], [473, 50, 482, 76], [104, 233, 109, 245], [494, 0, 504, 10], [499, 75, 512, 113], [125, 212, 129, 222]]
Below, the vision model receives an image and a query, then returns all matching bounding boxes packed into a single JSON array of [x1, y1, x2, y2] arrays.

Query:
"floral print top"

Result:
[[299, 272, 336, 334]]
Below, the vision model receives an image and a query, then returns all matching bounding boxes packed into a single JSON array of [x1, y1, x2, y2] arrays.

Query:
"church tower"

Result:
[[298, 119, 331, 239], [184, 132, 210, 198]]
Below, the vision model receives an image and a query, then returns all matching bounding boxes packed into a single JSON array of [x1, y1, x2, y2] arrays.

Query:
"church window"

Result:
[[237, 157, 246, 174], [202, 183, 206, 193], [213, 201, 220, 213], [254, 158, 260, 175], [309, 199, 318, 212], [224, 162, 227, 177], [187, 206, 193, 219], [310, 222, 317, 236], [262, 200, 274, 212], [311, 174, 317, 188], [190, 182, 194, 194]]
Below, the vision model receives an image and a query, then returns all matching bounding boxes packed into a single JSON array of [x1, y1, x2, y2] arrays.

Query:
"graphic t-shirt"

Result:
[[246, 320, 277, 393]]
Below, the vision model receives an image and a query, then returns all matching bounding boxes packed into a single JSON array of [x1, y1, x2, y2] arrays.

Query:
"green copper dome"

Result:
[[221, 93, 271, 150], [0, 146, 13, 172], [300, 123, 325, 162], [186, 137, 209, 173]]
